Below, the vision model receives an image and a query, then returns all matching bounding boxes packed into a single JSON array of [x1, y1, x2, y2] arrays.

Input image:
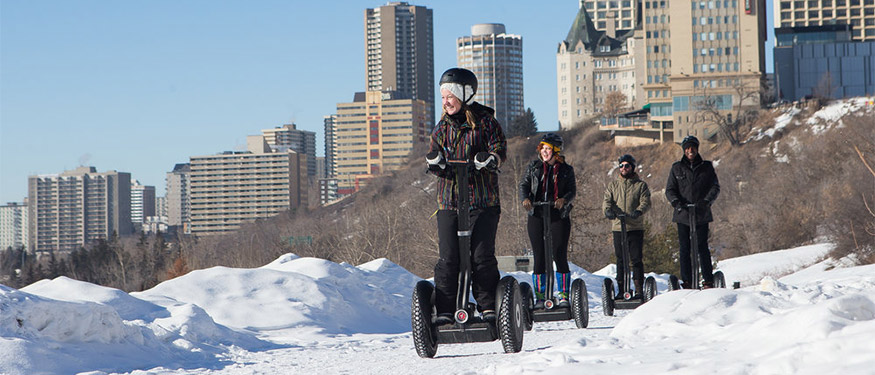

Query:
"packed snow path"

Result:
[[3, 244, 875, 375]]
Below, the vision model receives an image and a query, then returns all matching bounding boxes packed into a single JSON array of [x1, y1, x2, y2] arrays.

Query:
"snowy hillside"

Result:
[[3, 242, 875, 374]]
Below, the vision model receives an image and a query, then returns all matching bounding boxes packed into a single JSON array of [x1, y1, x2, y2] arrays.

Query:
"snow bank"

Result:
[[136, 255, 420, 334]]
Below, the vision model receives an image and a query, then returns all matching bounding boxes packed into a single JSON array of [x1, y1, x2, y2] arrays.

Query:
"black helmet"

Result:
[[439, 68, 478, 103], [618, 154, 636, 166], [540, 133, 564, 152], [681, 135, 700, 149], [439, 67, 478, 90]]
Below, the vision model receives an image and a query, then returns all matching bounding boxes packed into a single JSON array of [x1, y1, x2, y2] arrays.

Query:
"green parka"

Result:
[[603, 172, 651, 232]]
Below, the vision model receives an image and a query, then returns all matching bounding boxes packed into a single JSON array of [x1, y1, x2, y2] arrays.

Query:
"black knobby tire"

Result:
[[714, 271, 726, 288], [497, 276, 524, 353], [571, 278, 589, 328], [643, 276, 657, 302], [601, 278, 615, 317], [668, 274, 681, 291], [519, 282, 535, 331], [411, 280, 437, 358]]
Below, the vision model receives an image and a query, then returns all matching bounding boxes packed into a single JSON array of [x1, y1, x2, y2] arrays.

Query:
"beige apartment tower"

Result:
[[27, 166, 133, 253], [365, 2, 434, 122], [666, 0, 767, 139], [776, 0, 875, 40], [188, 136, 306, 235], [457, 23, 524, 128], [334, 91, 429, 195]]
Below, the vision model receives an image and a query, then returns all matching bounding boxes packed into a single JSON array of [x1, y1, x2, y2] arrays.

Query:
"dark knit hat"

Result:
[[681, 135, 700, 150]]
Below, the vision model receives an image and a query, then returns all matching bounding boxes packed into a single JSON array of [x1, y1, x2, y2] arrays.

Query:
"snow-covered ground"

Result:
[[3, 242, 875, 374]]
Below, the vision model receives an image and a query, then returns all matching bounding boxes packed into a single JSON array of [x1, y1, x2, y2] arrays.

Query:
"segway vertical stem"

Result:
[[534, 201, 555, 309], [618, 214, 633, 300], [449, 160, 473, 323], [687, 203, 701, 290]]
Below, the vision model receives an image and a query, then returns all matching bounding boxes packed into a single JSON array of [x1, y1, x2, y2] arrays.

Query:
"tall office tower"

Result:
[[155, 196, 167, 218], [130, 180, 156, 226], [262, 123, 317, 179], [0, 202, 28, 251], [165, 163, 191, 234], [775, 0, 875, 41], [365, 2, 435, 123], [324, 114, 338, 178], [457, 23, 524, 128], [580, 0, 641, 30], [27, 166, 132, 253], [333, 91, 430, 195], [189, 136, 307, 235], [667, 0, 767, 139], [557, 8, 641, 129]]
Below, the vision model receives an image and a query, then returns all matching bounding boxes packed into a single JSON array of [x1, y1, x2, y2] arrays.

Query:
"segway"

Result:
[[602, 213, 657, 316], [412, 158, 524, 358], [667, 203, 726, 290], [519, 201, 589, 329]]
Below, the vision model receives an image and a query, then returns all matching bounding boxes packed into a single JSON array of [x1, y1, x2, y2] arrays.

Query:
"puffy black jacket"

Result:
[[665, 154, 720, 225], [518, 160, 576, 218]]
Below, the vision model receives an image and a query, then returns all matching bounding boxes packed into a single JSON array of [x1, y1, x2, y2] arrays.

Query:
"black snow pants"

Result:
[[613, 229, 645, 293], [678, 223, 714, 287], [527, 212, 571, 274], [433, 206, 501, 314]]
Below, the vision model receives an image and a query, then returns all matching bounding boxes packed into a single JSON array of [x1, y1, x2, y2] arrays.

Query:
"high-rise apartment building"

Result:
[[131, 180, 156, 226], [667, 0, 767, 139], [324, 115, 338, 178], [457, 23, 524, 128], [189, 136, 307, 235], [334, 91, 429, 195], [365, 2, 434, 122], [580, 0, 641, 30], [775, 0, 875, 41], [557, 8, 641, 129], [165, 163, 191, 233], [155, 196, 167, 218], [27, 166, 132, 253], [0, 202, 28, 251], [262, 123, 317, 179]]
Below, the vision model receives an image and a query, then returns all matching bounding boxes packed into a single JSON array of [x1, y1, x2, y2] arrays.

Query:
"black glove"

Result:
[[605, 209, 616, 220], [671, 200, 685, 213], [629, 210, 642, 219], [426, 150, 445, 171], [474, 152, 498, 171], [701, 199, 712, 208]]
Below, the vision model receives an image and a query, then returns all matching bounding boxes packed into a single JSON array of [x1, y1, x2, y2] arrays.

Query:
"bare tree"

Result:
[[694, 76, 763, 146], [603, 91, 628, 118]]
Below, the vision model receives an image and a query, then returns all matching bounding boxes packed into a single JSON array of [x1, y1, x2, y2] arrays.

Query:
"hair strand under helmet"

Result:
[[681, 135, 700, 150], [440, 68, 477, 105]]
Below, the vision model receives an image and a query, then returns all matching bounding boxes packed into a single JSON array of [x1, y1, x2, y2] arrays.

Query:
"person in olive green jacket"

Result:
[[603, 154, 652, 298]]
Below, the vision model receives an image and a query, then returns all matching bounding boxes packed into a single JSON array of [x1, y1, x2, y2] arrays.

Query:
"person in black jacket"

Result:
[[519, 133, 576, 308], [665, 135, 720, 288]]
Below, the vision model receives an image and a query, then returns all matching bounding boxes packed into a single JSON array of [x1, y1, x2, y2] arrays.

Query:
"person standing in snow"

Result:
[[518, 133, 576, 309], [603, 154, 651, 298], [426, 67, 507, 325], [665, 135, 720, 288]]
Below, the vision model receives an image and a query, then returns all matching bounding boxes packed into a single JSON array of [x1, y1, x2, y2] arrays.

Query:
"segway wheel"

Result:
[[519, 282, 535, 331], [668, 274, 681, 291], [714, 271, 726, 288], [496, 276, 524, 353], [601, 278, 615, 317], [643, 276, 657, 302], [411, 280, 437, 358], [571, 278, 589, 328]]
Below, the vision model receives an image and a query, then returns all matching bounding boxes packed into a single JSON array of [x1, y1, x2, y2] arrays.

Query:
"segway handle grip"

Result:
[[532, 201, 554, 207]]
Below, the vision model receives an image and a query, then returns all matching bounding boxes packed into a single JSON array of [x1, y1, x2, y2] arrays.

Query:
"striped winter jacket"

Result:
[[427, 102, 507, 211]]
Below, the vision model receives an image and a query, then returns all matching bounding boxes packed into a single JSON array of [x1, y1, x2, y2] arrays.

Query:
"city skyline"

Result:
[[0, 1, 776, 202]]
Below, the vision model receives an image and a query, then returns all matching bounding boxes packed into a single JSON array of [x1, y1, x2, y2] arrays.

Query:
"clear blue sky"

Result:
[[0, 1, 773, 202]]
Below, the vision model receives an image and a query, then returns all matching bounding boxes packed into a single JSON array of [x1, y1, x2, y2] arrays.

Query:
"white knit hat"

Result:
[[440, 82, 475, 104]]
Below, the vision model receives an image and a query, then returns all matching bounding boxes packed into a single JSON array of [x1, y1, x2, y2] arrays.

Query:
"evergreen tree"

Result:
[[505, 107, 538, 138]]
